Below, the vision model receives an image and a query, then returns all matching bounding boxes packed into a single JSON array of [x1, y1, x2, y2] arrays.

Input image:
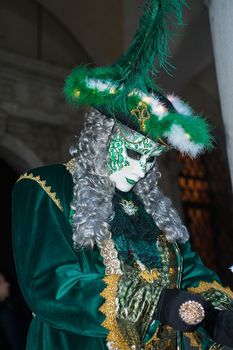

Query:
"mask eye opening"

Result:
[[147, 155, 156, 163], [126, 147, 141, 160]]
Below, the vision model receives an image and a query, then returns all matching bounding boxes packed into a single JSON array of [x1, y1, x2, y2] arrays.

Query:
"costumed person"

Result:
[[12, 1, 233, 349]]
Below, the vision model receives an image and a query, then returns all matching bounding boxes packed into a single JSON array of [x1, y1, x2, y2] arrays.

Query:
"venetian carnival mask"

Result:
[[108, 128, 166, 192]]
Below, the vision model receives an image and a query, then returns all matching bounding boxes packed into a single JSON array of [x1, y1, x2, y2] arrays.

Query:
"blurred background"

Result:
[[0, 0, 233, 348]]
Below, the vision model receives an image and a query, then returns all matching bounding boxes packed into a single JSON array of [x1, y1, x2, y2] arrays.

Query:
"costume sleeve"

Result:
[[12, 177, 108, 337], [180, 241, 233, 310]]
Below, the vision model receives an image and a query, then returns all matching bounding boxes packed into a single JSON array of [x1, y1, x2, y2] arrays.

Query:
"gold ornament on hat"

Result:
[[131, 102, 150, 132]]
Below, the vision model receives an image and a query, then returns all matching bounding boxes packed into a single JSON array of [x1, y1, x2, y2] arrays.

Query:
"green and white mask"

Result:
[[108, 128, 166, 192]]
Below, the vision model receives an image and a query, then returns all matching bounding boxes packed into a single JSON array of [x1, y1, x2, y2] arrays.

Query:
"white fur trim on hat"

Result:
[[164, 124, 203, 158], [166, 94, 193, 116]]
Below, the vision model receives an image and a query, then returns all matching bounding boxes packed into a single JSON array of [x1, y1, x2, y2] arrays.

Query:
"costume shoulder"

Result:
[[14, 162, 74, 219]]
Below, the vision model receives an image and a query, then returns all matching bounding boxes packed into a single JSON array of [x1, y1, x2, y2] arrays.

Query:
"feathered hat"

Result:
[[64, 0, 213, 158]]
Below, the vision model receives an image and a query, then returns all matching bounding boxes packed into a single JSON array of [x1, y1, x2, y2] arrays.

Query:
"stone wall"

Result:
[[0, 49, 84, 174]]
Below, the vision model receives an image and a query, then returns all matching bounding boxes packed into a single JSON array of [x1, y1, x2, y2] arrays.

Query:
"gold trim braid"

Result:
[[183, 332, 201, 349], [64, 158, 77, 176], [17, 173, 63, 212], [188, 280, 233, 300], [100, 275, 130, 350]]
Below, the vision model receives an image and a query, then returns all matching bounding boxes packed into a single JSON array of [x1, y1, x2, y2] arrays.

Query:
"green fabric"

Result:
[[111, 189, 161, 269], [179, 241, 222, 290], [116, 267, 162, 348], [179, 241, 229, 349], [12, 164, 232, 350], [12, 164, 108, 350]]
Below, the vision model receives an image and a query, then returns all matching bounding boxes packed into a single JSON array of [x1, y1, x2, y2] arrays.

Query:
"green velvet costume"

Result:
[[12, 163, 233, 350]]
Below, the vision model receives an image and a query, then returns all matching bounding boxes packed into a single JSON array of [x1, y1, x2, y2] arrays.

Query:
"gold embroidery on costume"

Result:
[[209, 343, 224, 350], [156, 234, 178, 288], [188, 280, 233, 300], [64, 158, 77, 176], [99, 233, 183, 350], [188, 280, 233, 319], [144, 325, 161, 350], [145, 325, 176, 350], [139, 269, 159, 283], [17, 173, 63, 212], [99, 239, 129, 349], [133, 259, 160, 283], [184, 332, 201, 349], [99, 239, 122, 275], [134, 234, 178, 288], [143, 234, 179, 349], [100, 275, 130, 350]]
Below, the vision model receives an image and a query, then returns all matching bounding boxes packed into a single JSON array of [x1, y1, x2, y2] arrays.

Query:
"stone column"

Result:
[[206, 0, 233, 189]]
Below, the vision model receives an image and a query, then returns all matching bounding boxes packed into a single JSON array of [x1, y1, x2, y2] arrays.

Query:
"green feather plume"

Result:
[[65, 0, 188, 114], [113, 0, 187, 97]]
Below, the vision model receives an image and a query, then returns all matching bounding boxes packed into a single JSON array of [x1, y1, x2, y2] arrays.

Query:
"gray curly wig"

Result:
[[70, 108, 189, 249]]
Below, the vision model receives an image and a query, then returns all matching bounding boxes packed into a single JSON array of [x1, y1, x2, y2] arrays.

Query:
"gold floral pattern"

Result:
[[139, 269, 160, 284], [100, 275, 130, 350], [99, 239, 128, 349], [99, 239, 122, 275], [17, 173, 63, 212], [188, 280, 233, 300]]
